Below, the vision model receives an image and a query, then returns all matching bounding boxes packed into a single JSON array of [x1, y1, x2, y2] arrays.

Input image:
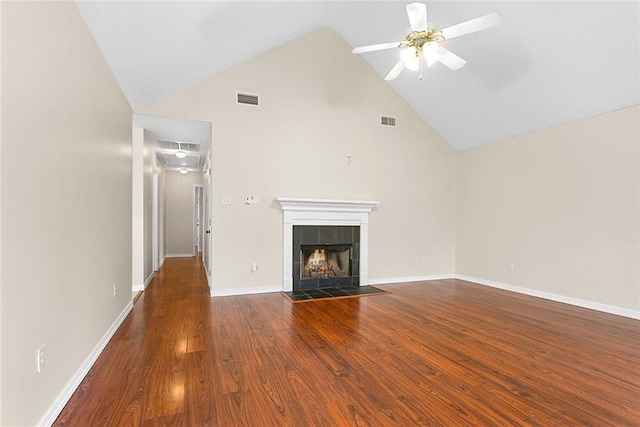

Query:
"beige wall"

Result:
[[456, 106, 640, 311], [1, 2, 132, 425], [143, 28, 457, 293], [165, 171, 203, 256]]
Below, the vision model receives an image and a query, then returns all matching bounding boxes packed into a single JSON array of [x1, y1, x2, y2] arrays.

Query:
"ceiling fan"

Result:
[[352, 2, 501, 81]]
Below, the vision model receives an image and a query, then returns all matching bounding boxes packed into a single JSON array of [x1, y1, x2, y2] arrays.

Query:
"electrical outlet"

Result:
[[222, 196, 231, 205], [421, 255, 427, 263], [244, 195, 259, 205], [251, 262, 259, 272], [438, 255, 444, 262], [36, 345, 45, 373], [113, 284, 118, 298], [507, 262, 514, 271]]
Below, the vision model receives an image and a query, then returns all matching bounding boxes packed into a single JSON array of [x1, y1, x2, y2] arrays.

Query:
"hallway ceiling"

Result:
[[76, 1, 639, 151], [133, 114, 211, 173]]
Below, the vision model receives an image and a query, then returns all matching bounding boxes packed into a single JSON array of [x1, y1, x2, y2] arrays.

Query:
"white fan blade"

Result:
[[423, 42, 441, 67], [437, 47, 467, 70], [425, 53, 439, 68], [384, 60, 405, 81], [406, 2, 428, 32], [352, 41, 403, 54], [440, 12, 501, 40]]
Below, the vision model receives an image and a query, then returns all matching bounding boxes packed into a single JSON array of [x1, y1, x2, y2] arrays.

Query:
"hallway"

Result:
[[55, 256, 215, 425], [54, 257, 640, 425]]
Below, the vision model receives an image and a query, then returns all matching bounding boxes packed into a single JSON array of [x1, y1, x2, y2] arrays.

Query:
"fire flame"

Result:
[[307, 249, 328, 269], [302, 247, 349, 278]]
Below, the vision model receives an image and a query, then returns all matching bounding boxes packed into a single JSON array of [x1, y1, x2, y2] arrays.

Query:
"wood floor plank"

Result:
[[55, 257, 640, 426], [182, 351, 212, 427]]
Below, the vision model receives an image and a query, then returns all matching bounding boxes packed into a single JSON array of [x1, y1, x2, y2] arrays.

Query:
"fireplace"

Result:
[[301, 245, 351, 279], [293, 225, 359, 290], [276, 198, 379, 292]]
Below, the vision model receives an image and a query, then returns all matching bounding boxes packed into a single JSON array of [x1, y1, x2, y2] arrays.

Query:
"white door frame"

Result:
[[203, 152, 214, 291], [152, 170, 159, 271], [199, 186, 205, 256], [193, 185, 203, 253]]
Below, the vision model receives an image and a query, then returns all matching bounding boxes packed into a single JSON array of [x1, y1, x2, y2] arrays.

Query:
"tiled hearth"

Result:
[[284, 285, 386, 302]]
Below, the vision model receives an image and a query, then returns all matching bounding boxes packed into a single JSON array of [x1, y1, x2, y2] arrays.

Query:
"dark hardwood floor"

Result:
[[55, 256, 640, 426]]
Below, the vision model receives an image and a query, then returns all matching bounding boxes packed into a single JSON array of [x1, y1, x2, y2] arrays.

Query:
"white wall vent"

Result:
[[237, 92, 259, 106], [381, 116, 397, 127]]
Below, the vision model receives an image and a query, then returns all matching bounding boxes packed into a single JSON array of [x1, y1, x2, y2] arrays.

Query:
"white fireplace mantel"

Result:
[[276, 197, 380, 292]]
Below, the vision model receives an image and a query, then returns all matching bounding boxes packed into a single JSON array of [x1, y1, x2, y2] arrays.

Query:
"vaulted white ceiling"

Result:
[[76, 1, 639, 152]]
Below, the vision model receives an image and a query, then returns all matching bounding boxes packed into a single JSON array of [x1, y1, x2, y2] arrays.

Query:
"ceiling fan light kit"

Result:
[[352, 2, 501, 81]]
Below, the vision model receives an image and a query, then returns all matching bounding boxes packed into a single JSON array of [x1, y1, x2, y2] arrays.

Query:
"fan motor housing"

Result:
[[405, 28, 444, 48]]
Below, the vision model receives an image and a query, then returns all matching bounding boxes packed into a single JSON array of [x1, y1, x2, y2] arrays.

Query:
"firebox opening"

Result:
[[301, 244, 352, 279]]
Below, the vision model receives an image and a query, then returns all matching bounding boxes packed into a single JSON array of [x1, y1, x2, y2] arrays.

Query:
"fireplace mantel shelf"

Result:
[[276, 197, 380, 213], [276, 197, 380, 292]]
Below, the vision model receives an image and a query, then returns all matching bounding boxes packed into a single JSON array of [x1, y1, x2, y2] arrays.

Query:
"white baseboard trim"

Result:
[[211, 285, 282, 297], [133, 272, 154, 292], [38, 301, 133, 426], [143, 272, 154, 288], [455, 274, 640, 320], [369, 274, 455, 285], [165, 252, 194, 258], [159, 255, 166, 268]]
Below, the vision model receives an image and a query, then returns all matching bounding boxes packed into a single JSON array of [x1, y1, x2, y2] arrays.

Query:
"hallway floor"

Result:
[[55, 256, 640, 425]]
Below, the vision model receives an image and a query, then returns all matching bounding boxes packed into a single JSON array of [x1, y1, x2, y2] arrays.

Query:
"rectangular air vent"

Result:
[[381, 116, 397, 127], [237, 92, 259, 106], [157, 140, 200, 152]]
